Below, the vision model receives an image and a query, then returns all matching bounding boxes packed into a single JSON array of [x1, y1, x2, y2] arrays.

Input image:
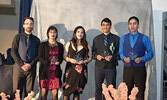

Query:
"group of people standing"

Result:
[[11, 16, 153, 100]]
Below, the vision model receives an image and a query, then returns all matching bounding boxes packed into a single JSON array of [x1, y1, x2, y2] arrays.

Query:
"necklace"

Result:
[[49, 42, 58, 47]]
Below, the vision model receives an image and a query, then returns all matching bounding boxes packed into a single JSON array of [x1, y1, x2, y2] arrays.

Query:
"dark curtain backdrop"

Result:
[[19, 0, 33, 33]]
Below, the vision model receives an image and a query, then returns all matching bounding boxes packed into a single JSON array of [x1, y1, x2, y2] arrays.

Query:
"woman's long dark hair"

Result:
[[71, 26, 89, 58]]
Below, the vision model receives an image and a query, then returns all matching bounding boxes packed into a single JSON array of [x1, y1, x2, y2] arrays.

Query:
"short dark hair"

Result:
[[128, 16, 139, 24], [47, 26, 58, 40], [101, 18, 112, 26], [23, 17, 34, 24]]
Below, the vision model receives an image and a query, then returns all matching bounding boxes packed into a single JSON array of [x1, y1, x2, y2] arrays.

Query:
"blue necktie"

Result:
[[131, 35, 135, 48], [104, 35, 108, 46]]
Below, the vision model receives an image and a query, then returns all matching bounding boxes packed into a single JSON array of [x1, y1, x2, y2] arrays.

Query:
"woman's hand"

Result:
[[70, 58, 78, 64], [55, 61, 60, 65], [77, 60, 84, 65]]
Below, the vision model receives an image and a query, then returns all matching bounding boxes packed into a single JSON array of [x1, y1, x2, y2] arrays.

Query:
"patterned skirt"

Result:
[[40, 65, 61, 89]]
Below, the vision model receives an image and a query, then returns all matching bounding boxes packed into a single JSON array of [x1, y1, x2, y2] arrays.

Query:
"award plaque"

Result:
[[74, 53, 83, 62], [128, 50, 138, 60], [101, 49, 110, 58]]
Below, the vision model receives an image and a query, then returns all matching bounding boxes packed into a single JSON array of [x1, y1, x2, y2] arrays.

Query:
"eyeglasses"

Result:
[[24, 23, 33, 26]]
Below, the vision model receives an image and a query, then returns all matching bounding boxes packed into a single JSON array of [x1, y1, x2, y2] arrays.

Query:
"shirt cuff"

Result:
[[141, 57, 146, 62], [121, 56, 126, 61]]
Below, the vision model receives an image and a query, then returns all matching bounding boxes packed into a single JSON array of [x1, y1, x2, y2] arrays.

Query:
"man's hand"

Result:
[[21, 65, 28, 71], [135, 57, 143, 63], [105, 55, 112, 61], [124, 57, 130, 63], [97, 55, 104, 61], [22, 63, 31, 71]]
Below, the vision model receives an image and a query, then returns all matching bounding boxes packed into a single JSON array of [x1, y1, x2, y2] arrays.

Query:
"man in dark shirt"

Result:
[[11, 17, 40, 98], [92, 18, 120, 100]]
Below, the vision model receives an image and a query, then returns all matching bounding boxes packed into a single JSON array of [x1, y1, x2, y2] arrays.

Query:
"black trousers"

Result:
[[123, 65, 146, 100], [95, 66, 116, 100], [12, 64, 36, 99]]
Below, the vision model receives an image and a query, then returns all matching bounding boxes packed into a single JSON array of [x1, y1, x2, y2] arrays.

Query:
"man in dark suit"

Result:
[[11, 17, 40, 98], [92, 18, 120, 100]]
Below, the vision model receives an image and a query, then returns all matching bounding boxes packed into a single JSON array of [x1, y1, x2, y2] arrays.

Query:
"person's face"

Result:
[[48, 29, 57, 40], [76, 28, 84, 40], [23, 19, 34, 33], [101, 21, 111, 34], [128, 19, 139, 34]]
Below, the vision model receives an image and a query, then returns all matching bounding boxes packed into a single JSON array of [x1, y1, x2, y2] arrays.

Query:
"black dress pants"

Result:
[[123, 65, 146, 100], [95, 66, 116, 100]]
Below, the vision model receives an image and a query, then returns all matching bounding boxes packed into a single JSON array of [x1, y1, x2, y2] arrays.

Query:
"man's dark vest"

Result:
[[123, 33, 145, 67], [18, 34, 36, 63]]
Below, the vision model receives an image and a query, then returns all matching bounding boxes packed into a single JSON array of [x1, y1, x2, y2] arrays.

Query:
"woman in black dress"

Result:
[[63, 26, 92, 100]]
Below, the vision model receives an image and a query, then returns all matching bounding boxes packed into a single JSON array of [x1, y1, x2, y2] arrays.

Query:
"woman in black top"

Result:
[[63, 26, 92, 100], [38, 26, 64, 100]]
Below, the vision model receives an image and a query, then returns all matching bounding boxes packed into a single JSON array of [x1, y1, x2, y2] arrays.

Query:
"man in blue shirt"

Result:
[[119, 16, 154, 100]]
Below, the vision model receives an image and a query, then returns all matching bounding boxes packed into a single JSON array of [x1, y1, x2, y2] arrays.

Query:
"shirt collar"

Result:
[[23, 32, 32, 37], [130, 32, 139, 37], [103, 32, 111, 37], [25, 31, 32, 35]]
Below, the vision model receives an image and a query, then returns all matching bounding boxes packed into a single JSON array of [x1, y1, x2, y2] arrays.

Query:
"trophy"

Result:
[[101, 49, 110, 58], [74, 53, 83, 62], [128, 50, 138, 60], [50, 54, 58, 64]]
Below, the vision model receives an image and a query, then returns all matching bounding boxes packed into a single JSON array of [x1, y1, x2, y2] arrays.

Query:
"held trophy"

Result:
[[74, 52, 83, 62], [128, 50, 138, 60]]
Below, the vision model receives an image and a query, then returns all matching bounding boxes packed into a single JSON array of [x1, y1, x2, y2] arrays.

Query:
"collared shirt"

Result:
[[103, 33, 110, 46], [119, 32, 154, 62], [22, 32, 32, 46], [11, 32, 40, 67], [129, 32, 139, 48], [102, 32, 111, 37], [92, 32, 120, 68], [25, 31, 32, 35], [92, 32, 111, 59]]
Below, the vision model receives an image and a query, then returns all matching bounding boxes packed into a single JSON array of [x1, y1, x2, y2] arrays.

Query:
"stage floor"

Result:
[[0, 65, 13, 98]]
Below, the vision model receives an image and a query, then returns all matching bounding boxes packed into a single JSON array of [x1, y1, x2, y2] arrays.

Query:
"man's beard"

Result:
[[26, 28, 33, 33]]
